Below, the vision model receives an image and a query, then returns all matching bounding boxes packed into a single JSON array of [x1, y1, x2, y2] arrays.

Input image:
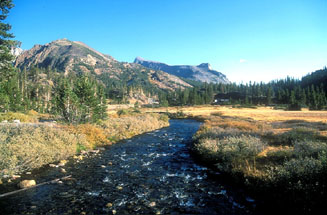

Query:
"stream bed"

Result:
[[0, 119, 257, 214]]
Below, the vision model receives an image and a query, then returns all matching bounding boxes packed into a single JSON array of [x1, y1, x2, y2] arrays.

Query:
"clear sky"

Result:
[[8, 0, 327, 83]]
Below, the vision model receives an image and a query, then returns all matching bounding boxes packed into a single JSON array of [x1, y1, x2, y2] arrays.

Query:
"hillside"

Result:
[[14, 39, 192, 93], [134, 57, 229, 84]]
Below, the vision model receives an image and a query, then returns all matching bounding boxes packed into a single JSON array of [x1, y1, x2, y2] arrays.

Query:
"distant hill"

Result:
[[134, 57, 230, 84], [14, 39, 192, 92]]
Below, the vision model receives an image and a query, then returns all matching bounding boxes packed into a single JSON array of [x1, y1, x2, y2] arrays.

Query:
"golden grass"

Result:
[[0, 125, 87, 178], [143, 105, 327, 123]]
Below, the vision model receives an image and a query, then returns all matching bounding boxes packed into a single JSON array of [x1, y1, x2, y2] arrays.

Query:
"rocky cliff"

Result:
[[134, 57, 229, 84]]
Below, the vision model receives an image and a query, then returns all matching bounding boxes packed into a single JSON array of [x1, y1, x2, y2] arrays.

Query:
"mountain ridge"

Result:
[[134, 57, 229, 84], [14, 39, 192, 92]]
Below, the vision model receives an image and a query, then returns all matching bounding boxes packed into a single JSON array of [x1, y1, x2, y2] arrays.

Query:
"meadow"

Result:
[[181, 105, 327, 213]]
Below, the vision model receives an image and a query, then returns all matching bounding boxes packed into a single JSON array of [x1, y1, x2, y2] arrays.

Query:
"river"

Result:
[[0, 119, 256, 214]]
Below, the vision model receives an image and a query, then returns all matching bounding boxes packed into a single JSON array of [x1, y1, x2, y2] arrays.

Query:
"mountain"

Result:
[[10, 47, 23, 58], [134, 57, 230, 84], [14, 39, 192, 92]]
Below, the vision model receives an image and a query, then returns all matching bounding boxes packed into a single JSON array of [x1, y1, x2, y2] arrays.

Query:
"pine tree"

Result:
[[54, 78, 80, 123], [0, 0, 21, 112]]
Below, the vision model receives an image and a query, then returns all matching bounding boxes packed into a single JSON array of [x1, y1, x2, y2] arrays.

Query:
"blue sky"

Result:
[[8, 0, 327, 83]]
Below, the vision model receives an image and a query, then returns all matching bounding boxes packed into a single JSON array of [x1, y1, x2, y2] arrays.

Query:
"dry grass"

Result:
[[192, 106, 327, 211], [144, 105, 327, 123], [0, 125, 88, 178], [100, 113, 169, 141], [62, 124, 110, 149]]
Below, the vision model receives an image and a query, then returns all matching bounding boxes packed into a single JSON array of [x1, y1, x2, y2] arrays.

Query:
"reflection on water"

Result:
[[0, 119, 255, 214]]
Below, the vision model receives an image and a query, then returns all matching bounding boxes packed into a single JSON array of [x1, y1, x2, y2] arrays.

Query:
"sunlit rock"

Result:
[[18, 179, 36, 188], [58, 160, 68, 166]]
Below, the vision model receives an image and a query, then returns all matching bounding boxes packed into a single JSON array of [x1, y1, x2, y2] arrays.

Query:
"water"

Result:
[[0, 119, 255, 214]]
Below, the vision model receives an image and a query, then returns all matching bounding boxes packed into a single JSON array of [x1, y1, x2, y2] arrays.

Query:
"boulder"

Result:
[[149, 202, 156, 207], [18, 180, 36, 188]]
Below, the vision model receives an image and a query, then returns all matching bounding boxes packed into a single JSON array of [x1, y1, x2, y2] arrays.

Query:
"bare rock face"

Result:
[[134, 57, 230, 84], [18, 180, 36, 188], [14, 39, 115, 75], [10, 47, 23, 58]]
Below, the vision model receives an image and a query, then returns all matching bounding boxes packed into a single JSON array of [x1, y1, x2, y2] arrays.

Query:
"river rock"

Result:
[[106, 203, 113, 207], [18, 180, 36, 188], [60, 168, 66, 173], [49, 164, 56, 167], [91, 149, 100, 154], [108, 162, 113, 165], [149, 202, 156, 207], [12, 175, 21, 179], [58, 160, 68, 166], [26, 172, 32, 175], [81, 150, 87, 154], [112, 210, 117, 215]]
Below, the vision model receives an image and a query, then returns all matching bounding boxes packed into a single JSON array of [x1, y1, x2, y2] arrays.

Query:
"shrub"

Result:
[[117, 109, 130, 116], [167, 110, 187, 119], [264, 148, 294, 164], [293, 141, 327, 158], [0, 125, 88, 178], [100, 113, 169, 142], [133, 108, 141, 113], [266, 156, 325, 184], [66, 124, 110, 149], [274, 128, 322, 146], [0, 112, 38, 123], [210, 112, 223, 117], [158, 114, 169, 122], [195, 134, 266, 172]]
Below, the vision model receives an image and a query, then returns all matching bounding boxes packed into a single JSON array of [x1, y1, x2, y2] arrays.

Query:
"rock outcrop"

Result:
[[134, 57, 230, 84]]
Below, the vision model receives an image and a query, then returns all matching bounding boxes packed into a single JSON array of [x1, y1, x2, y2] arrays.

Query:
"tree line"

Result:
[[0, 66, 107, 123], [160, 69, 327, 110]]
